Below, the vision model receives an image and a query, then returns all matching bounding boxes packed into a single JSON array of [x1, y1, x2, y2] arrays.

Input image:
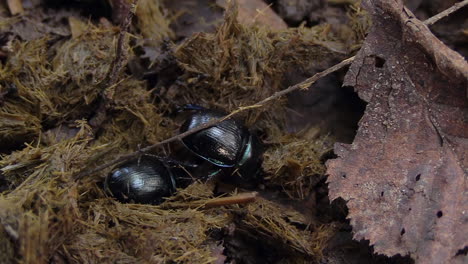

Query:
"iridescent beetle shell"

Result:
[[104, 156, 176, 204], [180, 106, 263, 180]]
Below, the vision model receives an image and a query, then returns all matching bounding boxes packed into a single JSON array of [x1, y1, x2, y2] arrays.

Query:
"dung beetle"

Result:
[[179, 105, 263, 182], [104, 156, 177, 204]]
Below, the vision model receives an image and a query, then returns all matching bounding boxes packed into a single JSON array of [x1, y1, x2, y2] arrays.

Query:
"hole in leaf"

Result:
[[416, 174, 421, 181], [374, 56, 386, 68], [455, 246, 468, 256], [437, 211, 443, 218]]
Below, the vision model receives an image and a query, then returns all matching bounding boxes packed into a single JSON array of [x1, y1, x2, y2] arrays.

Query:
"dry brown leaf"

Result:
[[68, 17, 88, 39], [217, 0, 288, 30], [326, 0, 468, 263], [7, 0, 24, 15]]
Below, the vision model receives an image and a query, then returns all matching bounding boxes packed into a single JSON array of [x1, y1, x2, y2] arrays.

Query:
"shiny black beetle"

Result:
[[104, 156, 177, 204], [179, 105, 263, 181]]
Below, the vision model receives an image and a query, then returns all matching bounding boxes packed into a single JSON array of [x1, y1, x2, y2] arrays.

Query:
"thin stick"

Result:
[[163, 192, 258, 209], [423, 0, 468, 26], [203, 192, 258, 207], [255, 56, 355, 106], [106, 0, 138, 87], [89, 0, 138, 131], [75, 56, 354, 179]]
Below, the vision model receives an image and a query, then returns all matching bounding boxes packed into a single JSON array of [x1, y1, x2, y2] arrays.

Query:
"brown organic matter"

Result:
[[326, 0, 468, 263], [0, 1, 361, 262], [2, 0, 465, 262], [217, 0, 288, 29]]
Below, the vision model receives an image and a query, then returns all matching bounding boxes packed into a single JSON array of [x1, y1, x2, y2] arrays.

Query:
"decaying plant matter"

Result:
[[0, 0, 466, 263], [0, 0, 364, 262]]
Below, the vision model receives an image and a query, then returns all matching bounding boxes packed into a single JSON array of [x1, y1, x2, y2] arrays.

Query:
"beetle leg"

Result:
[[206, 168, 223, 180]]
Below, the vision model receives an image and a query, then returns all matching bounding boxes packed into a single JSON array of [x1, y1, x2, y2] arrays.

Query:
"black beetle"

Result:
[[104, 156, 177, 204], [179, 105, 263, 182]]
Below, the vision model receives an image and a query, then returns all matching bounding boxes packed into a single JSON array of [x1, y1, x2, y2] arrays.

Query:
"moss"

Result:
[[263, 132, 331, 200], [136, 0, 174, 46], [239, 197, 334, 259], [172, 4, 337, 106]]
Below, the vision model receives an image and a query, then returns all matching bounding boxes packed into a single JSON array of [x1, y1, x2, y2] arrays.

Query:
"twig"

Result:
[[203, 192, 258, 207], [255, 56, 355, 105], [162, 192, 258, 209], [89, 0, 138, 131], [106, 0, 137, 87], [423, 0, 468, 26]]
